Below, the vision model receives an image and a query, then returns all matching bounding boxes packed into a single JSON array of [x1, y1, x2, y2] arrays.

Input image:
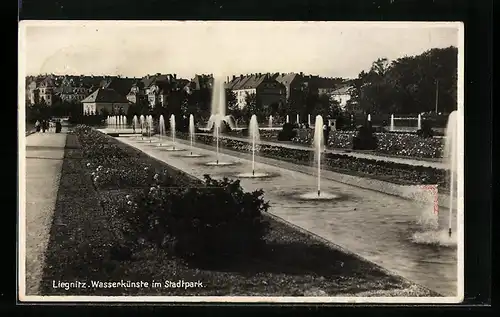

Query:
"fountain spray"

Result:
[[148, 116, 152, 142], [216, 124, 220, 165], [189, 114, 195, 155], [249, 114, 259, 176], [170, 114, 176, 150], [445, 110, 459, 238], [314, 115, 324, 197]]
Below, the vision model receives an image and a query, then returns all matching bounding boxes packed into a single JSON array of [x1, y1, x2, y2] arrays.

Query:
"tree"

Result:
[[241, 93, 264, 122], [226, 90, 242, 119], [351, 46, 458, 115]]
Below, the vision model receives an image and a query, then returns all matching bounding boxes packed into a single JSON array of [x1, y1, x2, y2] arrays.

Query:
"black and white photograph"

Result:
[[18, 21, 464, 303]]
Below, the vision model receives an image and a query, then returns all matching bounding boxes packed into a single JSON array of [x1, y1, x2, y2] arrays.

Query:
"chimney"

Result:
[[233, 75, 236, 80], [240, 74, 243, 79], [300, 72, 304, 77], [173, 74, 177, 79]]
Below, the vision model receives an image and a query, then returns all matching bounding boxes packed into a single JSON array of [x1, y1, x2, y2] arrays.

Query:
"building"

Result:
[[81, 88, 131, 115], [184, 74, 214, 95], [141, 74, 180, 108], [126, 81, 146, 104], [37, 77, 56, 106], [226, 73, 286, 109], [274, 73, 305, 103], [330, 85, 354, 110]]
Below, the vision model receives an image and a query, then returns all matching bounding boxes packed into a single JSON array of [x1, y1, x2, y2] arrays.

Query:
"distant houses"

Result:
[[25, 72, 351, 116]]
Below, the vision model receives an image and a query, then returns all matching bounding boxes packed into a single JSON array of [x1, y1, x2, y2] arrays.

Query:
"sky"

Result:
[[20, 21, 461, 80]]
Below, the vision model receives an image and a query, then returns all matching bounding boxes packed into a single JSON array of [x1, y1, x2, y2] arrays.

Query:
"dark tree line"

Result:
[[226, 89, 342, 124], [348, 46, 458, 115]]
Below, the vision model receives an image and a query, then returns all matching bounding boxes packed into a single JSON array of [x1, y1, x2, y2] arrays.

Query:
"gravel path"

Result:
[[23, 130, 67, 296]]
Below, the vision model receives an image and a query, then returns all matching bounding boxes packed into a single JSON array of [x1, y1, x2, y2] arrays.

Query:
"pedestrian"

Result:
[[326, 122, 331, 146], [41, 120, 46, 133], [55, 120, 62, 133], [35, 120, 41, 132]]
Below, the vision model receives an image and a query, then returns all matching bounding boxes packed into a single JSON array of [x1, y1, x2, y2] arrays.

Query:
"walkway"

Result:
[[117, 136, 458, 297], [199, 133, 447, 169], [23, 130, 67, 296]]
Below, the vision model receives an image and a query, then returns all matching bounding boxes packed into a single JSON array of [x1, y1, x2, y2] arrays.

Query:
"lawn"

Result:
[[40, 129, 437, 297]]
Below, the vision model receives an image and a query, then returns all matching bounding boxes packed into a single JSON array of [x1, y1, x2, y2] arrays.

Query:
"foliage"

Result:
[[353, 122, 378, 150], [349, 47, 458, 115], [416, 121, 434, 138], [277, 123, 297, 141], [122, 175, 270, 262], [241, 93, 261, 122], [74, 125, 270, 263]]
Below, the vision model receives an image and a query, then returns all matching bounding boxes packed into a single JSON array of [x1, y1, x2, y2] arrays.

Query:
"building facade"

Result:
[[227, 73, 286, 109], [330, 85, 354, 110], [81, 88, 131, 115]]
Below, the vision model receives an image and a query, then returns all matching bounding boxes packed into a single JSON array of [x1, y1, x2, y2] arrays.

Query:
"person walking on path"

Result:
[[55, 120, 62, 133], [35, 120, 41, 132], [41, 120, 46, 133]]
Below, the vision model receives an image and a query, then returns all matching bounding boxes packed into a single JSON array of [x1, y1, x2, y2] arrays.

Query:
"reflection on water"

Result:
[[119, 137, 458, 296]]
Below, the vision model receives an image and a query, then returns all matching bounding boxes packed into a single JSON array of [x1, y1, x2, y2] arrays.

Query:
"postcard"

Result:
[[18, 20, 464, 303]]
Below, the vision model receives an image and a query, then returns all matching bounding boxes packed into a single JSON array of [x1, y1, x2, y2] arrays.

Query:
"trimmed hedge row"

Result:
[[178, 132, 448, 192]]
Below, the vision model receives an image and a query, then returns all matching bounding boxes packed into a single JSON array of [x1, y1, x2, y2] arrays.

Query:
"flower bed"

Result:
[[74, 126, 272, 262], [177, 132, 448, 192], [75, 125, 199, 189], [290, 130, 444, 158]]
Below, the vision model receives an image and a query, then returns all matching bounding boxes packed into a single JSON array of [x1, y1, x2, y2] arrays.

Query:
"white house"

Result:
[[81, 88, 131, 115], [330, 85, 354, 110]]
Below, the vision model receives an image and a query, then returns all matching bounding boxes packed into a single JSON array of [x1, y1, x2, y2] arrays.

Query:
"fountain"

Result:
[[296, 114, 300, 124], [299, 115, 339, 200], [139, 115, 145, 140], [237, 115, 270, 178], [157, 115, 166, 146], [367, 114, 371, 122], [308, 114, 311, 127], [183, 114, 203, 157], [444, 110, 459, 238], [203, 77, 239, 131], [132, 115, 138, 136], [417, 113, 422, 130], [205, 115, 234, 166], [147, 115, 153, 142], [163, 114, 184, 151], [286, 115, 289, 123], [390, 114, 395, 132], [268, 115, 273, 128], [411, 110, 459, 246]]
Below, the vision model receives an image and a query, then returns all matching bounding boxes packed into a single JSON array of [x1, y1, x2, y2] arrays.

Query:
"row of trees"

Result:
[[347, 46, 458, 115], [226, 90, 343, 124]]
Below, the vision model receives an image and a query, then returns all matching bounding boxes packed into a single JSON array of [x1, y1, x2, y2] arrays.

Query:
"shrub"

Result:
[[278, 123, 297, 141], [121, 175, 270, 264], [416, 121, 435, 138], [353, 124, 378, 150]]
